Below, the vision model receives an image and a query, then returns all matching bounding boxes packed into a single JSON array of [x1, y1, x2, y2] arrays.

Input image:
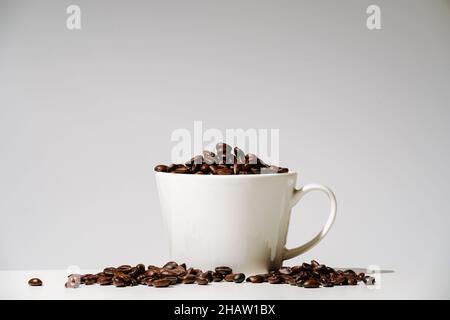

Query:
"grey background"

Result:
[[1, 0, 449, 297]]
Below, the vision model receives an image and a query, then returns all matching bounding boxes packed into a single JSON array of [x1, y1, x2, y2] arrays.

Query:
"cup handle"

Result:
[[283, 184, 337, 260]]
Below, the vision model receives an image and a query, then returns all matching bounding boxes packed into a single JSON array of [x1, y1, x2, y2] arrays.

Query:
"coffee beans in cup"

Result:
[[154, 143, 289, 175]]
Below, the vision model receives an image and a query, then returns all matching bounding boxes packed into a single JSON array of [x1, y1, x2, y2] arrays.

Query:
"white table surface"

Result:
[[1, 269, 448, 300]]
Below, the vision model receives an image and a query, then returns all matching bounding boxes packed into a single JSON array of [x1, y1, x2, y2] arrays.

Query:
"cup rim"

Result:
[[155, 171, 297, 178]]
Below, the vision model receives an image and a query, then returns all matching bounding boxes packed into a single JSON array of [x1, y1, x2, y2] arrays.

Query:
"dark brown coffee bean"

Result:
[[347, 277, 358, 285], [278, 267, 292, 275], [181, 274, 196, 284], [224, 273, 235, 282], [144, 278, 154, 286], [216, 167, 233, 175], [278, 167, 289, 173], [136, 264, 146, 274], [160, 270, 177, 277], [333, 275, 347, 286], [199, 164, 210, 173], [167, 164, 181, 172], [310, 260, 320, 268], [163, 261, 178, 270], [212, 272, 223, 282], [268, 276, 282, 284], [173, 166, 190, 174], [215, 266, 232, 275], [357, 273, 365, 281], [200, 271, 214, 283], [246, 275, 264, 283], [296, 279, 305, 287], [117, 265, 132, 273], [303, 278, 321, 288], [281, 275, 296, 285], [28, 278, 42, 286], [84, 274, 97, 285], [209, 165, 218, 174], [233, 273, 245, 283], [196, 277, 209, 285], [301, 263, 312, 271], [153, 279, 171, 288], [112, 276, 126, 287], [97, 276, 113, 285], [165, 277, 178, 285], [154, 165, 168, 172], [234, 147, 246, 164], [363, 276, 376, 285], [322, 282, 334, 287]]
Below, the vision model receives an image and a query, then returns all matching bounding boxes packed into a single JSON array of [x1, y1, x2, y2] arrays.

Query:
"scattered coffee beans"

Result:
[[154, 143, 288, 175], [58, 260, 368, 290], [28, 278, 42, 286]]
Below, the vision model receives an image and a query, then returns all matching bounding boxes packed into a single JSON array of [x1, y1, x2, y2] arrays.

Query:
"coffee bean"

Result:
[[112, 276, 126, 287], [268, 276, 282, 284], [163, 261, 178, 270], [278, 267, 292, 275], [233, 273, 245, 283], [301, 263, 312, 271], [212, 272, 223, 282], [97, 276, 113, 285], [278, 167, 289, 173], [136, 264, 146, 274], [103, 267, 116, 276], [165, 277, 178, 285], [181, 274, 196, 284], [322, 282, 334, 287], [153, 279, 171, 288], [333, 275, 347, 286], [84, 274, 97, 285], [215, 266, 232, 275], [216, 167, 233, 175], [154, 165, 168, 172], [357, 273, 365, 281], [303, 278, 321, 288], [117, 265, 132, 274], [196, 277, 209, 285], [173, 166, 190, 174], [310, 260, 320, 268], [224, 274, 235, 282], [347, 277, 358, 285], [246, 275, 264, 283], [200, 271, 214, 283], [28, 278, 42, 286]]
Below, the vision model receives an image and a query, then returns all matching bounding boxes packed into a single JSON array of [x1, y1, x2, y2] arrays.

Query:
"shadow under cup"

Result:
[[155, 172, 336, 275]]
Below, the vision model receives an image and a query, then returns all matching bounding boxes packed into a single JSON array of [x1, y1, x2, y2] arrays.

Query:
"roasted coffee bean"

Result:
[[291, 265, 301, 274], [28, 278, 43, 286], [136, 264, 146, 274], [363, 276, 376, 285], [112, 276, 126, 287], [347, 277, 358, 285], [144, 278, 155, 286], [181, 274, 196, 284], [301, 263, 312, 271], [196, 277, 209, 285], [160, 270, 178, 277], [333, 275, 347, 286], [278, 167, 289, 173], [212, 272, 223, 282], [296, 279, 305, 287], [130, 278, 138, 286], [165, 277, 178, 285], [97, 276, 113, 286], [322, 282, 334, 287], [180, 263, 186, 270], [84, 275, 97, 285], [216, 167, 233, 175], [246, 275, 264, 283], [199, 164, 210, 173], [357, 273, 365, 281], [278, 267, 292, 275], [173, 166, 190, 174], [281, 275, 296, 285], [233, 273, 245, 283], [163, 261, 178, 270], [234, 147, 246, 164], [303, 278, 321, 288], [268, 276, 282, 284], [224, 274, 235, 282], [200, 271, 214, 283], [209, 165, 218, 174], [215, 266, 232, 275], [117, 265, 133, 274], [154, 165, 168, 172], [153, 279, 171, 288]]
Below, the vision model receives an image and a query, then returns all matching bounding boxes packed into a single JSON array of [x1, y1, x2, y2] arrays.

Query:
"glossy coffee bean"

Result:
[[303, 279, 321, 288], [163, 261, 178, 270], [153, 279, 171, 288], [233, 273, 245, 283], [278, 267, 292, 275], [215, 266, 232, 275], [357, 273, 365, 281], [246, 275, 264, 283], [181, 274, 196, 284], [212, 272, 223, 282], [97, 276, 113, 285], [154, 165, 168, 172], [28, 278, 42, 286], [224, 274, 235, 282], [196, 277, 209, 285], [268, 276, 282, 284]]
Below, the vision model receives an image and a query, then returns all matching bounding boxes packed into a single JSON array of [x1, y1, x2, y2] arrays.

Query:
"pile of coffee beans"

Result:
[[58, 260, 375, 289], [154, 143, 288, 175]]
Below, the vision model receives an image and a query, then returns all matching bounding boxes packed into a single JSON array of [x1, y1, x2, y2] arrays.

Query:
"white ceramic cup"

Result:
[[155, 172, 337, 274]]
